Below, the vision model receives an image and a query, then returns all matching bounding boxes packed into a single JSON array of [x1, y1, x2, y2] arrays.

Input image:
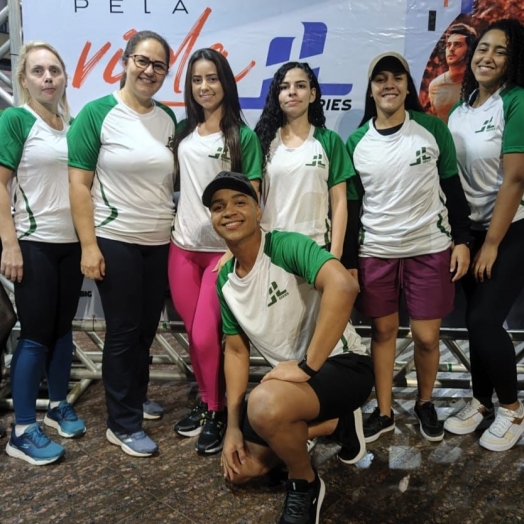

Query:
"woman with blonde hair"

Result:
[[0, 41, 85, 465]]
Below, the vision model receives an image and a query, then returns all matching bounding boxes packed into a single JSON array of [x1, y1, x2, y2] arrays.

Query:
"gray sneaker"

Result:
[[106, 428, 158, 457], [143, 399, 164, 420]]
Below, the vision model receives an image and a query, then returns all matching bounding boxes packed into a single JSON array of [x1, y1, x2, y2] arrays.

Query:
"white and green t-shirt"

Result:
[[172, 123, 262, 252], [217, 230, 366, 367], [448, 84, 524, 229], [260, 126, 352, 247], [68, 92, 176, 245], [0, 105, 77, 243], [347, 110, 456, 258]]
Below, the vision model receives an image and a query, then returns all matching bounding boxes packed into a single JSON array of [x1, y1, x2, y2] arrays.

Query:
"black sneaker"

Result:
[[174, 400, 207, 437], [195, 409, 226, 455], [335, 408, 366, 464], [279, 470, 325, 524], [414, 401, 444, 442], [364, 406, 395, 443]]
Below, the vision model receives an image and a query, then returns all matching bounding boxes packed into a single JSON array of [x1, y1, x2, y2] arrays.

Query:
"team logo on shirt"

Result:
[[474, 116, 495, 133], [166, 134, 175, 151], [305, 154, 326, 168], [208, 146, 231, 162], [267, 281, 289, 307], [409, 147, 431, 166]]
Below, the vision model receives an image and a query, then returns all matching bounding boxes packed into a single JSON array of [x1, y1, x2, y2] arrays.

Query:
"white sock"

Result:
[[49, 401, 62, 409], [14, 424, 31, 437]]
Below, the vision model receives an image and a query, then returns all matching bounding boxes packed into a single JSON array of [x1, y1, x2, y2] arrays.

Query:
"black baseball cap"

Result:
[[202, 171, 259, 208]]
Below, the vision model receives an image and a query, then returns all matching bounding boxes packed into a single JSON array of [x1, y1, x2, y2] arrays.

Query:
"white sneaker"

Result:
[[307, 438, 317, 453], [444, 398, 494, 435], [479, 402, 524, 452]]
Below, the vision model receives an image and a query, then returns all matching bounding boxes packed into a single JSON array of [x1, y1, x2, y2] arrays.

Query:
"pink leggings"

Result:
[[168, 243, 225, 411]]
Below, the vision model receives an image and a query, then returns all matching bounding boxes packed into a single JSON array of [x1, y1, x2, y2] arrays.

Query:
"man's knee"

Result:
[[247, 385, 286, 434]]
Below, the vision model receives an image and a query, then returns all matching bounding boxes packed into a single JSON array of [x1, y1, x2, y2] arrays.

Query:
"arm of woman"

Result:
[[440, 175, 471, 282], [0, 166, 23, 282], [69, 167, 105, 280], [329, 182, 347, 259], [474, 152, 524, 281]]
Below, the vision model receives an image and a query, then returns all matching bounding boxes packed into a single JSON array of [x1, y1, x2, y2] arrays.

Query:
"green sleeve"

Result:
[[345, 126, 368, 201], [502, 86, 524, 154], [265, 231, 335, 287], [67, 95, 117, 171], [409, 111, 458, 180], [240, 125, 263, 181], [156, 101, 178, 129], [217, 261, 244, 335], [314, 127, 354, 189], [0, 108, 36, 171]]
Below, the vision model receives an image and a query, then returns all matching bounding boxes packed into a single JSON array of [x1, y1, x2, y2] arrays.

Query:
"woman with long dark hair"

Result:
[[169, 48, 262, 456], [445, 19, 524, 451], [255, 62, 350, 258], [343, 52, 471, 444]]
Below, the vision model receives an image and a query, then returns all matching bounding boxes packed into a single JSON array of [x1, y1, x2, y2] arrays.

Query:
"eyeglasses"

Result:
[[129, 54, 168, 75]]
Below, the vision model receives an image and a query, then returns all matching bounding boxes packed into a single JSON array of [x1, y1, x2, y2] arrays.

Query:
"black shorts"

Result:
[[242, 352, 374, 447]]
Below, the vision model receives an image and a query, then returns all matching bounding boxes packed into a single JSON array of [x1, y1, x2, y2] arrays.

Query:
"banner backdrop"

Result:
[[21, 0, 473, 139]]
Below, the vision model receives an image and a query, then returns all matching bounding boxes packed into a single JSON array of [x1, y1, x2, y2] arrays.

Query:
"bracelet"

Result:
[[298, 358, 319, 378]]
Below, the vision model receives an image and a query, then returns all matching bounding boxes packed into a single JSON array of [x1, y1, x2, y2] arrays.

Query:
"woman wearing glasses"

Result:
[[68, 30, 177, 457]]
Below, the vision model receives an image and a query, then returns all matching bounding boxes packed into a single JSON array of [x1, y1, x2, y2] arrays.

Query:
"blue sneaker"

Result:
[[143, 399, 164, 420], [44, 401, 86, 438], [106, 428, 158, 457], [6, 423, 65, 465]]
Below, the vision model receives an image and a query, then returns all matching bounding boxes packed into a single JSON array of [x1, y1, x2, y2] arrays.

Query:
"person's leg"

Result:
[[96, 238, 145, 435], [135, 243, 169, 410], [7, 241, 65, 464], [370, 313, 399, 417], [410, 319, 442, 402], [42, 243, 86, 438], [191, 253, 224, 412], [357, 256, 400, 442], [465, 221, 524, 410], [168, 243, 207, 402], [11, 242, 58, 426], [46, 243, 83, 402], [462, 221, 524, 450]]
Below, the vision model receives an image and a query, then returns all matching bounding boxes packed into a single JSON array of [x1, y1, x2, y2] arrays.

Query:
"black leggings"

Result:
[[463, 219, 524, 406], [96, 237, 169, 434], [14, 241, 82, 347]]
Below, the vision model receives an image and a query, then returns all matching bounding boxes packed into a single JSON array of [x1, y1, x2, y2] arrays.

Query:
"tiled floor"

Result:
[[1, 341, 523, 523]]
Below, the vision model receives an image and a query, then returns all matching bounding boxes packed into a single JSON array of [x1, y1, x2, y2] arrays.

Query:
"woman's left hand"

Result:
[[472, 242, 498, 282], [213, 250, 233, 273], [449, 243, 470, 282]]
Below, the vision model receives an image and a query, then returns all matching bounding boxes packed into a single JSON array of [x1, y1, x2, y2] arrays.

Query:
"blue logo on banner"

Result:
[[239, 22, 353, 110]]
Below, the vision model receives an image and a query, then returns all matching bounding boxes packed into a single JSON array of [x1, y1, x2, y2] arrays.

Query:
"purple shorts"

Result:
[[357, 250, 454, 320]]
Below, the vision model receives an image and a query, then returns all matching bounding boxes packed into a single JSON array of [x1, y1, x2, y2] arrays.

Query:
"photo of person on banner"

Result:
[[428, 23, 477, 122]]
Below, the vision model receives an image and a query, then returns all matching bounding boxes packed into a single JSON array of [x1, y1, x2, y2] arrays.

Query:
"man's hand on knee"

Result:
[[221, 427, 247, 481]]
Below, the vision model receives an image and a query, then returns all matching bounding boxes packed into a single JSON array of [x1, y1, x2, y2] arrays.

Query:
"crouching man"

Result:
[[202, 171, 374, 524]]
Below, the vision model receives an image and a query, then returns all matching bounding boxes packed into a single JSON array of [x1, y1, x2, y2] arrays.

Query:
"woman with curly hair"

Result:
[[445, 18, 524, 451], [344, 52, 471, 444], [170, 48, 262, 456], [254, 62, 350, 258]]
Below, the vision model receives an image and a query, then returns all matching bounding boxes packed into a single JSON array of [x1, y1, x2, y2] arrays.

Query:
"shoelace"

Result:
[[283, 489, 311, 519], [203, 411, 224, 430], [58, 403, 78, 421], [488, 409, 515, 437], [26, 424, 51, 447], [456, 401, 478, 420]]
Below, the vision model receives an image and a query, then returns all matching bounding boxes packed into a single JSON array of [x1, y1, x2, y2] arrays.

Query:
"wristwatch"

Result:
[[298, 358, 318, 378]]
